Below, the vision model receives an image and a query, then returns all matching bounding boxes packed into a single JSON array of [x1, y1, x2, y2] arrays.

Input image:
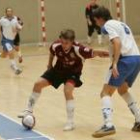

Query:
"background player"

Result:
[[18, 29, 109, 131], [0, 8, 22, 74], [85, 0, 102, 45], [92, 7, 140, 138]]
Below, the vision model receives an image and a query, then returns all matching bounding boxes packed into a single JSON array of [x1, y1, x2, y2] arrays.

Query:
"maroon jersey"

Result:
[[50, 40, 93, 75]]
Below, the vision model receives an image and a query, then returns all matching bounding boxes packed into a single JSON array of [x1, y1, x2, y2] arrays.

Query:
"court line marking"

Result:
[[0, 112, 55, 140], [7, 136, 46, 140]]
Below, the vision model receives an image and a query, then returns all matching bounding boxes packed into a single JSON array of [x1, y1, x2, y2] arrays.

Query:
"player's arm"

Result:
[[93, 50, 109, 58], [111, 37, 121, 78], [47, 52, 54, 70], [47, 44, 55, 70], [104, 24, 121, 78], [78, 45, 109, 59], [16, 21, 23, 32]]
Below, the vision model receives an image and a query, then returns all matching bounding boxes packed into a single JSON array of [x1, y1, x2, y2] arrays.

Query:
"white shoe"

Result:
[[63, 122, 75, 131], [18, 110, 33, 118]]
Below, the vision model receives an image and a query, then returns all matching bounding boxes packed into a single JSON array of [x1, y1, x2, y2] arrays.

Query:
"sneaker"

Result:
[[10, 65, 22, 75], [18, 110, 33, 118], [92, 125, 116, 138], [63, 122, 75, 131], [132, 122, 140, 132], [19, 56, 23, 63], [15, 69, 22, 75]]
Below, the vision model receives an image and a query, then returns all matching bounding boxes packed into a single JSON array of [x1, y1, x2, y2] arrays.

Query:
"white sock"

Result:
[[98, 35, 102, 44], [102, 96, 113, 127], [66, 100, 75, 123], [10, 59, 18, 70], [17, 50, 22, 57], [121, 92, 140, 122], [27, 92, 40, 112], [87, 36, 92, 44]]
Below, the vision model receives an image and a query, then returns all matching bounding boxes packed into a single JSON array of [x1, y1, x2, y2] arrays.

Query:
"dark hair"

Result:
[[92, 6, 112, 21], [5, 7, 13, 13], [59, 29, 75, 41]]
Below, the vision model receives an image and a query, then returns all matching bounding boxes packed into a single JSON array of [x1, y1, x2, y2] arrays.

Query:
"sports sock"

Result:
[[102, 96, 113, 128], [27, 92, 40, 112], [121, 92, 140, 122], [66, 100, 75, 123], [10, 59, 18, 70]]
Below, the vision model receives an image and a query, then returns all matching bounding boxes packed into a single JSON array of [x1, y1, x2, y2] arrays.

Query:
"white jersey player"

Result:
[[92, 6, 140, 138], [0, 8, 22, 75]]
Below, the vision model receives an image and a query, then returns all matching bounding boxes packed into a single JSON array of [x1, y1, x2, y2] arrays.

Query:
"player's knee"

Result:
[[34, 81, 43, 90], [118, 82, 129, 95], [117, 88, 128, 95]]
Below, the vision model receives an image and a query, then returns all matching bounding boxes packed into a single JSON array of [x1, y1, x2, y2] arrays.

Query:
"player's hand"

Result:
[[47, 65, 52, 70], [88, 20, 92, 26], [112, 64, 119, 78]]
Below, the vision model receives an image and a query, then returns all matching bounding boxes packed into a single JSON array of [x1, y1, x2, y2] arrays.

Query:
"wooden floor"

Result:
[[0, 40, 140, 140]]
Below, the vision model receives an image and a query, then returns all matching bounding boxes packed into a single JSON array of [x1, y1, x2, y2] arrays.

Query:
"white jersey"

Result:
[[0, 16, 22, 40], [102, 20, 140, 57]]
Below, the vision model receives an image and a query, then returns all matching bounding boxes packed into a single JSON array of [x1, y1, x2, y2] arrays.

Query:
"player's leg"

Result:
[[92, 84, 116, 138], [14, 33, 23, 63], [87, 24, 94, 44], [92, 62, 128, 138], [64, 81, 75, 131], [8, 49, 22, 75], [63, 81, 75, 131], [2, 39, 22, 75], [0, 50, 8, 58], [118, 61, 140, 132], [18, 77, 51, 118], [95, 25, 102, 45]]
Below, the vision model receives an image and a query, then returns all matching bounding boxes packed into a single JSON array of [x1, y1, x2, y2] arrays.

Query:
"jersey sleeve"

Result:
[[104, 23, 119, 40], [79, 45, 93, 59], [49, 43, 56, 55]]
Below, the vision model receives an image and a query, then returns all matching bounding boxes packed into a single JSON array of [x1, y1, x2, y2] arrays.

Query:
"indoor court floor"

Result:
[[0, 39, 140, 140]]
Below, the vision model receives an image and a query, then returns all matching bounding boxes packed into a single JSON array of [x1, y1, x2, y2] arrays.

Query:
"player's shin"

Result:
[[66, 100, 75, 123], [63, 99, 75, 131], [121, 92, 140, 122], [27, 92, 41, 112], [102, 96, 113, 127]]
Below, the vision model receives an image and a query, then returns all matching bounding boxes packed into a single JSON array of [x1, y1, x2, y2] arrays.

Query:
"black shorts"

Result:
[[41, 68, 82, 89], [14, 33, 20, 46]]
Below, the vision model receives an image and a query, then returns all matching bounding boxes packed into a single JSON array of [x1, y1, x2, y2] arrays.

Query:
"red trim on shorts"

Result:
[[66, 80, 76, 86]]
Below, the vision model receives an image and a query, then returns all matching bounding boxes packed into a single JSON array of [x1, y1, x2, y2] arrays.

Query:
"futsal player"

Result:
[[92, 7, 140, 137], [18, 29, 109, 131], [85, 0, 102, 44], [0, 8, 22, 74]]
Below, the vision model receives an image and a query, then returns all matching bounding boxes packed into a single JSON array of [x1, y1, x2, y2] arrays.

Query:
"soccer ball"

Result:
[[22, 114, 36, 129]]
